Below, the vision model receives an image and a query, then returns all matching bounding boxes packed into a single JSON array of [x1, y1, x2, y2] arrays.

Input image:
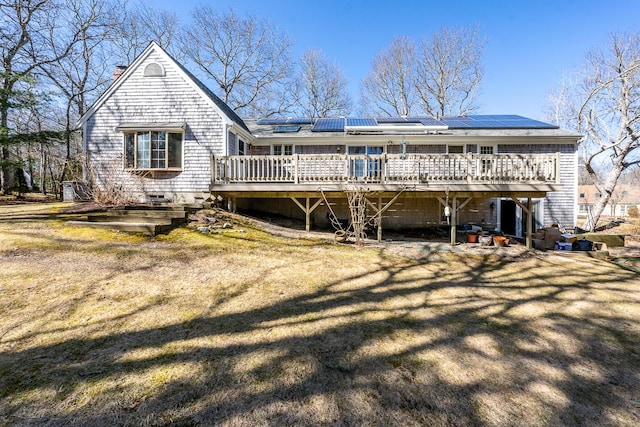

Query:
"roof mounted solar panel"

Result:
[[375, 117, 406, 123], [346, 118, 377, 127], [441, 115, 558, 129], [312, 118, 345, 132], [376, 117, 424, 123], [418, 117, 443, 126]]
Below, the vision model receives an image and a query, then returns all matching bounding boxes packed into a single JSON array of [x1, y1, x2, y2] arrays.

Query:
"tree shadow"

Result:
[[0, 232, 639, 426]]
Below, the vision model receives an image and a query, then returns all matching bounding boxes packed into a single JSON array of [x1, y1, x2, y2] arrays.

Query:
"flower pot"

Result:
[[478, 235, 492, 246], [466, 232, 478, 243], [493, 236, 508, 247]]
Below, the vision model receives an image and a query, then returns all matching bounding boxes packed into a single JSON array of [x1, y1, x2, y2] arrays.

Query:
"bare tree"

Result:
[[0, 0, 83, 193], [295, 49, 352, 118], [181, 6, 295, 117], [415, 26, 484, 118], [552, 32, 640, 230], [109, 1, 180, 65], [360, 36, 417, 116], [39, 0, 118, 187]]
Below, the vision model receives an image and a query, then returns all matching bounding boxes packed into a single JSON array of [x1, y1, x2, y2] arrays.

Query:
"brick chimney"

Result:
[[113, 65, 127, 81]]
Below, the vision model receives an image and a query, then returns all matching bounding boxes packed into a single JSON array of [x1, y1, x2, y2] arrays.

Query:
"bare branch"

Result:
[[294, 49, 352, 118]]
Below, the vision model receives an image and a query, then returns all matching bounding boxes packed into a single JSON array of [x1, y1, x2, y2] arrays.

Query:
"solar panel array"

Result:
[[258, 115, 558, 131], [346, 118, 377, 127], [311, 118, 345, 132], [376, 117, 423, 123], [440, 115, 558, 129]]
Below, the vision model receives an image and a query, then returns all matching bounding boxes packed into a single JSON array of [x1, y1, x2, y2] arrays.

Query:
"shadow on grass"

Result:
[[0, 225, 639, 426]]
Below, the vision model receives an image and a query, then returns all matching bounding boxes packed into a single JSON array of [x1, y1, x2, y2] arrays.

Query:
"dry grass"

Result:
[[1, 203, 639, 426]]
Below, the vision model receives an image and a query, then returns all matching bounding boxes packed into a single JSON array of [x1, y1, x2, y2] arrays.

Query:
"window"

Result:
[[348, 146, 384, 178], [480, 146, 494, 154], [143, 62, 165, 77], [579, 193, 585, 199], [448, 145, 464, 154], [238, 139, 246, 156], [579, 204, 592, 213], [273, 144, 293, 155], [274, 125, 301, 133], [479, 145, 494, 175], [124, 131, 183, 170]]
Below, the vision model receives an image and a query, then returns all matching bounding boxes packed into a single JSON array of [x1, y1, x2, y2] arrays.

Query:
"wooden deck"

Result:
[[211, 153, 560, 189], [210, 153, 562, 248]]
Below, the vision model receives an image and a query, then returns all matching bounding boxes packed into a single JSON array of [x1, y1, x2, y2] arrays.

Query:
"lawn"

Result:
[[0, 203, 639, 426]]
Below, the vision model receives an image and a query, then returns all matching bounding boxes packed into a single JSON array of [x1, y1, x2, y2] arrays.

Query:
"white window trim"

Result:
[[143, 62, 166, 77], [346, 145, 386, 155], [271, 144, 295, 155], [479, 144, 498, 154], [123, 130, 184, 171], [447, 145, 465, 154]]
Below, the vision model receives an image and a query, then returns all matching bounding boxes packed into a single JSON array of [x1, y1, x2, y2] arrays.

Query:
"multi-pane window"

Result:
[[480, 146, 494, 154], [479, 145, 494, 174], [348, 146, 383, 178], [273, 145, 293, 155], [125, 131, 183, 170]]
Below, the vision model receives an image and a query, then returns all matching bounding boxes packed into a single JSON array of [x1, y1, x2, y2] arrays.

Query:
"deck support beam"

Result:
[[364, 190, 404, 242], [510, 196, 533, 249], [378, 196, 383, 242], [450, 197, 458, 246], [291, 197, 323, 232]]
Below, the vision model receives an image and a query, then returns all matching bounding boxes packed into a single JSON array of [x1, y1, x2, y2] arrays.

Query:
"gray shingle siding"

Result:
[[85, 50, 225, 201], [499, 143, 577, 229]]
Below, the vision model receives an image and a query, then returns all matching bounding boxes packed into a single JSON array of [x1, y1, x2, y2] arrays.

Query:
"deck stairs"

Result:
[[65, 205, 195, 236]]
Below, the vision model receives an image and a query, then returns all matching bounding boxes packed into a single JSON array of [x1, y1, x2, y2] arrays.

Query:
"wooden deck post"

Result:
[[450, 197, 458, 246], [526, 197, 533, 249], [290, 196, 323, 232], [510, 196, 534, 249], [305, 197, 310, 232], [377, 196, 383, 242]]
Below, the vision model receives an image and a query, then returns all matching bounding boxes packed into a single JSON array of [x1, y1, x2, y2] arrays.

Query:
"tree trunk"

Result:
[[40, 142, 47, 195], [0, 146, 11, 193], [582, 161, 625, 231]]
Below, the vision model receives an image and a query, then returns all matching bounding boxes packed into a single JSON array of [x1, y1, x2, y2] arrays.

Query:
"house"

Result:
[[578, 184, 640, 220], [78, 42, 582, 247]]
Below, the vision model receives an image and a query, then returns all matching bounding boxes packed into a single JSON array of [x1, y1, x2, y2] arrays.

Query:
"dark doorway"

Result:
[[501, 200, 517, 235]]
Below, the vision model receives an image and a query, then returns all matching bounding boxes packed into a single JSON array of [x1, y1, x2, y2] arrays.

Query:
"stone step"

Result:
[[124, 205, 196, 212], [65, 220, 166, 236], [86, 214, 181, 224], [64, 205, 195, 236], [104, 209, 188, 218]]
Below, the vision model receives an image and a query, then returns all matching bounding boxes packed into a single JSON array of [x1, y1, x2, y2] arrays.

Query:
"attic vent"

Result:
[[143, 62, 165, 77]]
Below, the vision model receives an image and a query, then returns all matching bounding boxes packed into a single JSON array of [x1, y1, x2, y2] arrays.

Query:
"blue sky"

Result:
[[149, 0, 640, 120]]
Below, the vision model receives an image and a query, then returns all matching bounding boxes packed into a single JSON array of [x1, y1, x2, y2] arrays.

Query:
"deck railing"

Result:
[[212, 153, 560, 185]]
